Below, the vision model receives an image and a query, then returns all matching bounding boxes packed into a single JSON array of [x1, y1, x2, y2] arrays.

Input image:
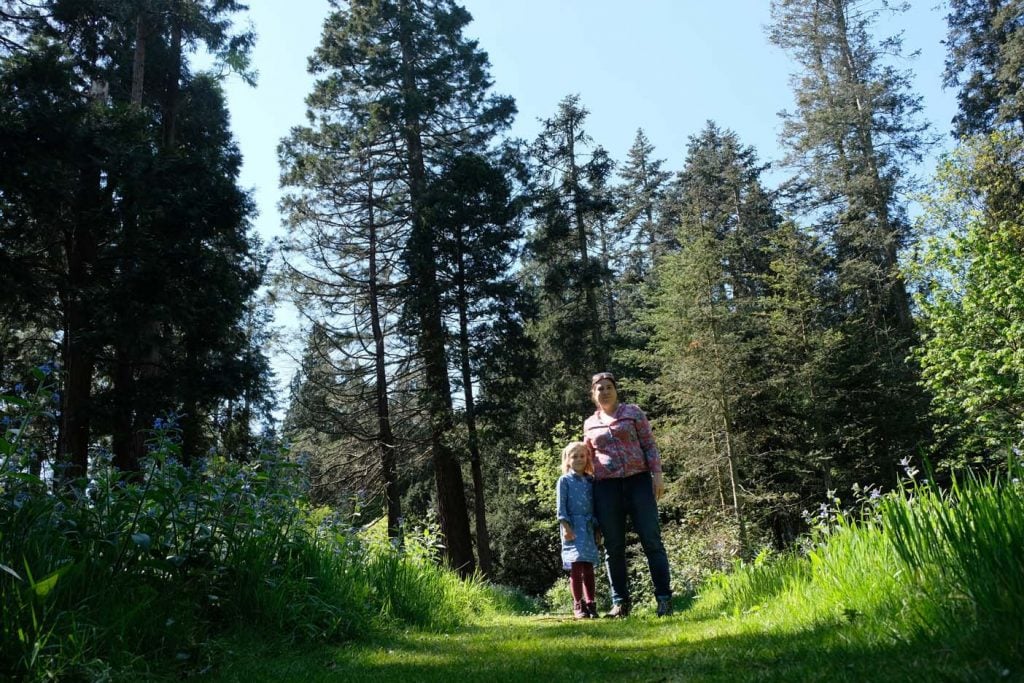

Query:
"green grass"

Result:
[[197, 608, 1009, 683], [192, 466, 1024, 683]]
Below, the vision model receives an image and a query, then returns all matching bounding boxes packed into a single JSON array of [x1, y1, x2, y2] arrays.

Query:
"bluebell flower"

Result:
[[869, 488, 882, 500], [14, 383, 23, 394], [38, 363, 53, 376], [153, 417, 165, 430]]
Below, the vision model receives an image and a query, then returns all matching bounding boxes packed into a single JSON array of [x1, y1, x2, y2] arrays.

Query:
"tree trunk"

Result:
[[398, 0, 475, 577], [163, 3, 182, 148], [567, 121, 604, 365], [131, 12, 146, 107], [830, 0, 914, 336], [366, 170, 402, 544], [58, 163, 101, 483], [456, 226, 492, 576]]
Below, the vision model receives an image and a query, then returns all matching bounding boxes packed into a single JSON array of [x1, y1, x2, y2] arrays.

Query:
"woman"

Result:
[[583, 371, 672, 617]]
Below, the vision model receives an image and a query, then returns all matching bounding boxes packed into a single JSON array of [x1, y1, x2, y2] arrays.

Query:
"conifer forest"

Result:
[[1, 1, 1023, 679]]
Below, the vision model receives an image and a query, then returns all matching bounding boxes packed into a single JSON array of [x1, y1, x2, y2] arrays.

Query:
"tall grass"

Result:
[[881, 464, 1024, 653], [0, 382, 524, 681], [695, 460, 1024, 663]]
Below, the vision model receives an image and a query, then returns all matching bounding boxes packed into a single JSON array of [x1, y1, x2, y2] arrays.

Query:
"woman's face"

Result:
[[592, 378, 618, 409]]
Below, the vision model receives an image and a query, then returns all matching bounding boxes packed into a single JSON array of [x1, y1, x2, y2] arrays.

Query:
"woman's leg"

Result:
[[624, 473, 672, 600], [593, 478, 629, 606]]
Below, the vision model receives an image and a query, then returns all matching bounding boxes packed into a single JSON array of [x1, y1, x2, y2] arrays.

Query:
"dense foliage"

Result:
[[1, 381, 527, 680], [3, 0, 1024, 677]]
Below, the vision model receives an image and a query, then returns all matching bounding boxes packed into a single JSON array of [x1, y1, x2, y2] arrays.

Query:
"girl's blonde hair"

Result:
[[561, 441, 593, 475]]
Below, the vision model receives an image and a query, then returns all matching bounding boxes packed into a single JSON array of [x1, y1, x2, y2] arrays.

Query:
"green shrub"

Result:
[[1, 384, 514, 680]]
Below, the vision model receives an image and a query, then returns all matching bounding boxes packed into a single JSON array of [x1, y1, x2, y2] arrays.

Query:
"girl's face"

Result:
[[592, 378, 617, 410], [568, 446, 589, 474]]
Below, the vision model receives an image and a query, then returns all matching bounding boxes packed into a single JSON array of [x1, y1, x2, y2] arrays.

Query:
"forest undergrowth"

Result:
[[3, 378, 1021, 682]]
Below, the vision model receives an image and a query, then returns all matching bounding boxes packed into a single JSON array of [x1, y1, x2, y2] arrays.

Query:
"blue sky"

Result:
[[218, 1, 958, 394]]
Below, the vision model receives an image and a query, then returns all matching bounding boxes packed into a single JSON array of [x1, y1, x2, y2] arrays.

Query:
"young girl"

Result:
[[556, 441, 601, 619]]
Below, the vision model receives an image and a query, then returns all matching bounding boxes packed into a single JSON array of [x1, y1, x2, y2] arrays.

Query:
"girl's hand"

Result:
[[563, 529, 576, 542]]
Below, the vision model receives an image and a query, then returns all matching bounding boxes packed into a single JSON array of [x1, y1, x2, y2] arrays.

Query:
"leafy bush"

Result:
[[0, 375, 515, 680]]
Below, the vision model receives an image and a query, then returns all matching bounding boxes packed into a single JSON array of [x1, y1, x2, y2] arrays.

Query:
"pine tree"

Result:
[[429, 150, 525, 575], [618, 128, 673, 282], [648, 123, 783, 549], [943, 0, 1024, 136], [280, 109, 414, 542], [524, 94, 611, 429], [768, 0, 932, 485], [283, 0, 515, 574]]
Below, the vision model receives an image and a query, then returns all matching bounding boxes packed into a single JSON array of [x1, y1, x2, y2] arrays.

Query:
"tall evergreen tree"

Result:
[[758, 220, 839, 540], [0, 0, 266, 478], [943, 0, 1024, 136], [648, 123, 783, 549], [609, 130, 672, 394], [618, 128, 673, 282], [524, 95, 611, 429], [429, 150, 525, 575], [768, 0, 932, 485], [283, 0, 515, 574], [280, 112, 412, 541]]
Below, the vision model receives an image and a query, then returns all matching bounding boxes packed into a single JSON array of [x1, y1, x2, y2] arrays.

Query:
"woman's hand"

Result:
[[652, 472, 665, 502]]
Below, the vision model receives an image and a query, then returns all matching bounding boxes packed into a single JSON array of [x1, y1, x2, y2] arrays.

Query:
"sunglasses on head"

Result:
[[591, 372, 616, 386]]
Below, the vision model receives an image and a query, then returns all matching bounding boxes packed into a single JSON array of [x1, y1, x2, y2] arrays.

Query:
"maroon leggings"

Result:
[[569, 561, 596, 603]]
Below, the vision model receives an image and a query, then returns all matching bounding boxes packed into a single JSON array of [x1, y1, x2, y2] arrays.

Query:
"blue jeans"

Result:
[[593, 473, 672, 604]]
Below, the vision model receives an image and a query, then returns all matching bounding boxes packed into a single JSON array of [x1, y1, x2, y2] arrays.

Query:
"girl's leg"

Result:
[[569, 563, 586, 618], [581, 562, 596, 603], [569, 562, 584, 602]]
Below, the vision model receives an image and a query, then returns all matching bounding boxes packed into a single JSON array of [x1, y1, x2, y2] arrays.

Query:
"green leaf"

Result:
[[2, 472, 45, 487], [31, 565, 69, 598]]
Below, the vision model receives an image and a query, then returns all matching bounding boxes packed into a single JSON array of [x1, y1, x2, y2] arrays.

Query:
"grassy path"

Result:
[[201, 609, 991, 682]]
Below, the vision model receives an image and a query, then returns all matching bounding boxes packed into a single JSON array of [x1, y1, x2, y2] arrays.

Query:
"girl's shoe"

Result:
[[573, 601, 587, 619], [584, 601, 598, 619]]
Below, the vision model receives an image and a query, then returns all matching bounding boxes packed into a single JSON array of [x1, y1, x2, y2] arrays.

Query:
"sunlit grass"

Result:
[[200, 464, 1024, 683], [201, 607, 1003, 683]]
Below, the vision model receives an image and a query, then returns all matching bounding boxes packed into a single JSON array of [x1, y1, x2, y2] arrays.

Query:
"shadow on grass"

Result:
[[202, 609, 1018, 683]]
